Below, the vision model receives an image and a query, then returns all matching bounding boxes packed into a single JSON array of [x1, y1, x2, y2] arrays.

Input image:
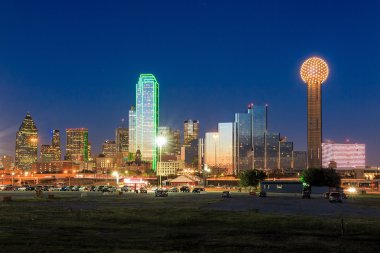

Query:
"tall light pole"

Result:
[[112, 171, 119, 185], [11, 172, 15, 185], [156, 136, 167, 187], [300, 57, 329, 169]]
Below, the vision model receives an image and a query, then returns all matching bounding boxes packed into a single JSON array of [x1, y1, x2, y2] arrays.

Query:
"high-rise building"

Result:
[[158, 127, 181, 158], [184, 120, 199, 145], [234, 105, 253, 173], [0, 155, 13, 169], [204, 132, 219, 168], [265, 132, 280, 170], [40, 144, 57, 162], [234, 104, 267, 173], [115, 126, 129, 153], [135, 74, 159, 170], [322, 142, 365, 168], [205, 123, 235, 175], [252, 105, 268, 170], [293, 151, 307, 170], [300, 57, 329, 168], [51, 129, 61, 161], [217, 123, 235, 175], [128, 106, 136, 154], [279, 139, 294, 170], [182, 139, 199, 167], [102, 140, 117, 158], [65, 128, 89, 162], [15, 113, 38, 170]]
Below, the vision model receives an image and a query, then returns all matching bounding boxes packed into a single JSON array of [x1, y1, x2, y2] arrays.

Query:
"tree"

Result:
[[239, 169, 267, 189], [301, 168, 341, 187]]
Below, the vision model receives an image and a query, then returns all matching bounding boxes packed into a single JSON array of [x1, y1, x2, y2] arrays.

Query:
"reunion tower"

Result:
[[300, 57, 329, 168]]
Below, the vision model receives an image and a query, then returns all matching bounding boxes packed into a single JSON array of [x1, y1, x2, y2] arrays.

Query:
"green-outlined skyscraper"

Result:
[[135, 74, 159, 170]]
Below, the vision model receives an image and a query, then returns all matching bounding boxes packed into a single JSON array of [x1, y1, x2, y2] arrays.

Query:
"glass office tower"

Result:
[[234, 110, 252, 173], [135, 74, 159, 170], [218, 123, 235, 175]]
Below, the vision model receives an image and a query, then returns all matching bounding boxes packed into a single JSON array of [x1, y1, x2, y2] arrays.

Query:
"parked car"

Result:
[[180, 186, 190, 192], [192, 188, 201, 193], [193, 187, 205, 192], [329, 192, 343, 203], [18, 186, 28, 191], [168, 187, 179, 192], [120, 186, 130, 192], [222, 191, 231, 198], [140, 188, 148, 194], [259, 191, 267, 197], [155, 189, 168, 197], [79, 186, 89, 191]]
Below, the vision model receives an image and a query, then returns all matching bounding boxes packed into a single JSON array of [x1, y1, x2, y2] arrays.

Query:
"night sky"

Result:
[[0, 0, 379, 165]]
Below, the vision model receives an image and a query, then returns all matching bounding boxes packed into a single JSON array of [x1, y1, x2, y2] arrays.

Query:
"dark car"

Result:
[[155, 189, 168, 197], [329, 192, 343, 203], [140, 188, 147, 194], [259, 191, 267, 197], [222, 191, 231, 198], [180, 186, 190, 192], [193, 187, 205, 192], [192, 189, 201, 193]]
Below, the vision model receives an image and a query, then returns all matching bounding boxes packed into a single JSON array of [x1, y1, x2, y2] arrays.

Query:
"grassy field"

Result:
[[0, 194, 379, 253]]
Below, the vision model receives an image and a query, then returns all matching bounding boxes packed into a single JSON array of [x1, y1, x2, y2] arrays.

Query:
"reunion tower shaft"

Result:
[[300, 57, 329, 169]]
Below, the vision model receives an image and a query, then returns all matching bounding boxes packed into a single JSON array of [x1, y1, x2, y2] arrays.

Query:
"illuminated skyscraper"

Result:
[[40, 145, 56, 162], [65, 128, 89, 162], [300, 57, 329, 168], [51, 129, 61, 160], [135, 74, 159, 170], [15, 113, 38, 170], [184, 120, 199, 145], [115, 120, 129, 154], [158, 127, 181, 157], [128, 106, 136, 153], [102, 140, 117, 158]]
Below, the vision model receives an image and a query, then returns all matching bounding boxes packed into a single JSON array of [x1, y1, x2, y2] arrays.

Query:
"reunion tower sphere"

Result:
[[300, 56, 329, 169], [300, 57, 329, 84]]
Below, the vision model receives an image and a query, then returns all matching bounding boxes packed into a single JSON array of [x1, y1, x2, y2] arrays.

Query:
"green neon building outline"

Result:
[[136, 74, 159, 171]]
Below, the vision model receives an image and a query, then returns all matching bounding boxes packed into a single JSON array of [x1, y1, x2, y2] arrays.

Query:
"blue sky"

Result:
[[0, 0, 379, 165]]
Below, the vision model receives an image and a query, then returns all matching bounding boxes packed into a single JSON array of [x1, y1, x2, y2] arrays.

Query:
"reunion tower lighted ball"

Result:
[[300, 56, 329, 169], [300, 57, 329, 84]]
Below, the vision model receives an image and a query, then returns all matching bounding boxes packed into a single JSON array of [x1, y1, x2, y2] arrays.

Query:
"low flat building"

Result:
[[157, 160, 185, 176], [260, 180, 303, 195]]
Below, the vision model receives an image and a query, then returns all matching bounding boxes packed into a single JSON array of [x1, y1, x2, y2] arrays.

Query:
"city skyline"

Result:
[[1, 1, 380, 165]]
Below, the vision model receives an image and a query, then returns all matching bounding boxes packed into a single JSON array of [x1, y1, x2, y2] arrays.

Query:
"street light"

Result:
[[203, 164, 211, 187], [156, 136, 167, 187], [112, 171, 119, 185]]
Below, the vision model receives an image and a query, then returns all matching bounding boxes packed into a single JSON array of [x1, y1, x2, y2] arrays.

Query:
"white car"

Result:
[[18, 187, 27, 191]]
